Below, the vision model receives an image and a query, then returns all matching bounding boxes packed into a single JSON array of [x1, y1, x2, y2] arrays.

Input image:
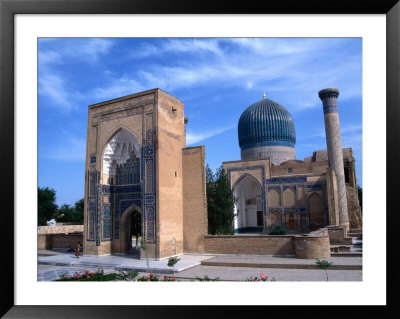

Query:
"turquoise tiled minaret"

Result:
[[318, 88, 349, 229]]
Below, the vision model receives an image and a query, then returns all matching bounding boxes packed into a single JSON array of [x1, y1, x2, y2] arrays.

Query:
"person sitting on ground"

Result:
[[67, 245, 73, 252]]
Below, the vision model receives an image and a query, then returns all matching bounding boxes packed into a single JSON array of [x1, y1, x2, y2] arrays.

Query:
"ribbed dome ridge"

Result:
[[238, 98, 296, 149]]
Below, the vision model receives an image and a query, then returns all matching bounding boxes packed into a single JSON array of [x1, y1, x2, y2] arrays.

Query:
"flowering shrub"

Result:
[[136, 273, 177, 281], [245, 272, 275, 282], [55, 267, 116, 281]]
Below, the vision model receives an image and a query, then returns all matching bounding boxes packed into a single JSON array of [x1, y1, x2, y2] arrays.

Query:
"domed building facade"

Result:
[[238, 94, 296, 165], [223, 91, 361, 234]]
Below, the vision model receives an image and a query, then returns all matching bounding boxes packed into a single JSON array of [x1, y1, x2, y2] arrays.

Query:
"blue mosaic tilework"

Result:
[[306, 183, 324, 190], [322, 104, 338, 114], [116, 157, 140, 185], [114, 185, 142, 193], [142, 114, 157, 243], [144, 146, 154, 157], [102, 206, 111, 239], [238, 98, 296, 149], [266, 176, 307, 184], [145, 194, 155, 205], [267, 186, 281, 192]]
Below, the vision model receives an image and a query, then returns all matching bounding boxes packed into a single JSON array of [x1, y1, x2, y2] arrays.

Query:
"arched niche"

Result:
[[308, 192, 325, 230], [283, 188, 296, 206], [268, 188, 281, 207], [268, 210, 282, 232], [101, 128, 141, 185], [233, 174, 263, 233]]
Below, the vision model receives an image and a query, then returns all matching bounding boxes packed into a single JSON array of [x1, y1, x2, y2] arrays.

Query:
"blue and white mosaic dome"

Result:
[[238, 97, 296, 150]]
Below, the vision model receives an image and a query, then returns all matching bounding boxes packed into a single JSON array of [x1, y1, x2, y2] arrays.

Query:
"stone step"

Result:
[[330, 245, 362, 253], [331, 252, 362, 257], [200, 260, 362, 270]]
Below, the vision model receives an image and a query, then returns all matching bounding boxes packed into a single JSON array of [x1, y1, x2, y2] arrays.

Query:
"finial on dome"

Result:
[[263, 91, 266, 99]]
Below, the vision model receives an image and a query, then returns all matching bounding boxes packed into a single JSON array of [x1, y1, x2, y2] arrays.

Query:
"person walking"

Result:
[[75, 241, 81, 259]]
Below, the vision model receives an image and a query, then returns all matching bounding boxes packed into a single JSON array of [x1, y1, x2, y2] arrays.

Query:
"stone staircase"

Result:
[[330, 231, 362, 257]]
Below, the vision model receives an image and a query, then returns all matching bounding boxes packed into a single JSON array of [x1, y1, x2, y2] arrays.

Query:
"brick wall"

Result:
[[183, 146, 207, 253], [204, 235, 295, 255], [156, 90, 185, 259], [38, 233, 83, 250], [38, 225, 83, 234]]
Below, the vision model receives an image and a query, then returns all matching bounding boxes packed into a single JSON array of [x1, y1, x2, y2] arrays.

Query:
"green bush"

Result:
[[195, 275, 219, 281], [269, 226, 286, 235]]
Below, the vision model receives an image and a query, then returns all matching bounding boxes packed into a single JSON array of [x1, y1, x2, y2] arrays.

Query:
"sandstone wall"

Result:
[[38, 233, 83, 250], [156, 90, 185, 258], [204, 235, 295, 255], [38, 225, 83, 235], [182, 146, 207, 253]]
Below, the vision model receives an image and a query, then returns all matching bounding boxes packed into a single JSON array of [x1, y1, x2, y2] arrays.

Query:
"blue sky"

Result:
[[38, 38, 362, 206]]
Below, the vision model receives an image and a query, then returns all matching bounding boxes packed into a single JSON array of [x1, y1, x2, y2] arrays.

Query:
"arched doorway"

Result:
[[120, 204, 142, 256], [233, 174, 263, 233], [267, 210, 282, 232], [286, 211, 297, 233], [308, 192, 324, 230]]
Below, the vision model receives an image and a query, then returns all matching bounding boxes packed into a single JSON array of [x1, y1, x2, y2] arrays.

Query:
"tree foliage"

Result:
[[206, 165, 238, 235], [38, 187, 58, 226], [54, 198, 84, 223]]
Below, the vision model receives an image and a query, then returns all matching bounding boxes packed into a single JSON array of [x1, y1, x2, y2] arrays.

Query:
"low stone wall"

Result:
[[38, 233, 83, 250], [326, 226, 353, 245], [204, 235, 296, 256], [204, 233, 332, 259], [294, 235, 331, 259], [38, 225, 83, 235]]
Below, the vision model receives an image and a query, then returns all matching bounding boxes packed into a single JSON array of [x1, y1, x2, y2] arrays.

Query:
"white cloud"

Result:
[[186, 126, 235, 145], [39, 74, 71, 110], [93, 77, 146, 101], [130, 38, 223, 58]]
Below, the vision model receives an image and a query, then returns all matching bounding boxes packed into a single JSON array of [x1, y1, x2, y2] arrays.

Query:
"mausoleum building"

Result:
[[83, 88, 361, 259]]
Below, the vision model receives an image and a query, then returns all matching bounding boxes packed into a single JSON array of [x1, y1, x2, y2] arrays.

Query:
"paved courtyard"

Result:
[[38, 249, 362, 282]]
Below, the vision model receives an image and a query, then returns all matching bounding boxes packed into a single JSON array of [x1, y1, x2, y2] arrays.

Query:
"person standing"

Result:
[[75, 241, 81, 259]]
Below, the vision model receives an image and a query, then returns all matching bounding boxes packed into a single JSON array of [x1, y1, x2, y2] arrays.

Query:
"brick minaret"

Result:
[[318, 88, 349, 229]]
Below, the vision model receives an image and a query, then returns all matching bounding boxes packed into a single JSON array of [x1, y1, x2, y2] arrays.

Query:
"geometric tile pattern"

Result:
[[143, 112, 156, 243]]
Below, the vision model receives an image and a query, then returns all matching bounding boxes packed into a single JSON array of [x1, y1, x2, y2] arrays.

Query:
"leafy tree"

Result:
[[357, 185, 362, 209], [206, 165, 238, 235], [54, 198, 84, 223], [38, 187, 58, 225]]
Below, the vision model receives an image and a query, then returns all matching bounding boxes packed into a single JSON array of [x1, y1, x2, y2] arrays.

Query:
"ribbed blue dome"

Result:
[[238, 98, 296, 149]]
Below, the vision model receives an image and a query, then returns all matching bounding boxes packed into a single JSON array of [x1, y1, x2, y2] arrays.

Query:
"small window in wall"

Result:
[[175, 171, 177, 177], [288, 168, 293, 174], [257, 211, 263, 226]]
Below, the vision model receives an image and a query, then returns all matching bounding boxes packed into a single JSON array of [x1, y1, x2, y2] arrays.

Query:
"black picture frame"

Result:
[[1, 0, 399, 318]]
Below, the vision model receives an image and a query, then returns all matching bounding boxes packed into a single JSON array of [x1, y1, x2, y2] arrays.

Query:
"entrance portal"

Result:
[[120, 206, 142, 255]]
